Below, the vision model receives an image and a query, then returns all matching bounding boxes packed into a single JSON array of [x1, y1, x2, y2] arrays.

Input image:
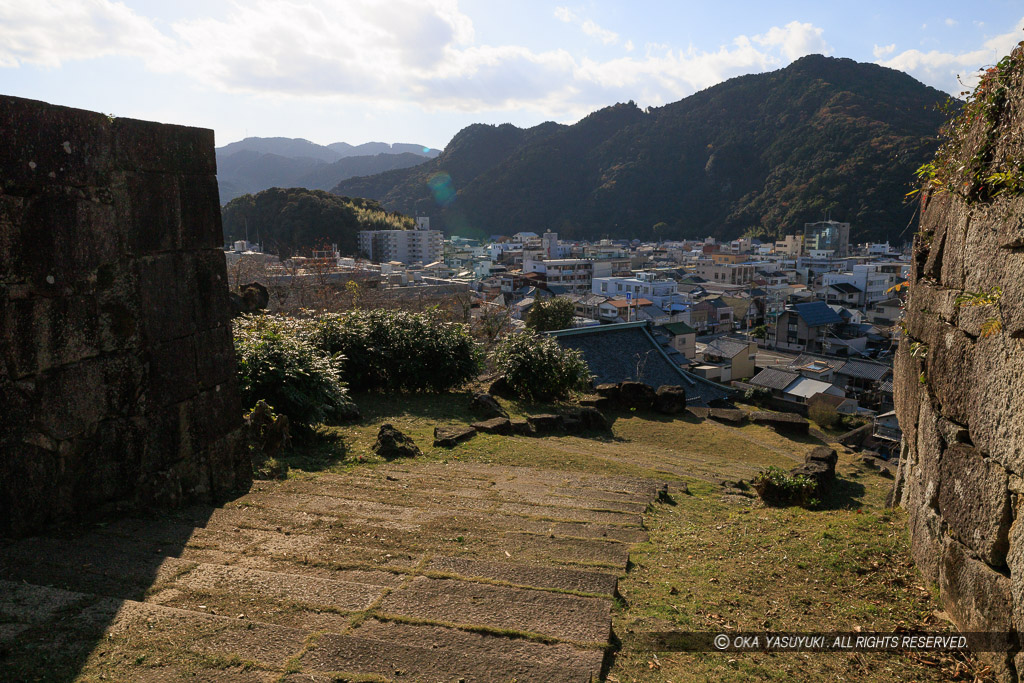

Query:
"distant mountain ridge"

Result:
[[215, 137, 441, 204], [332, 55, 955, 244]]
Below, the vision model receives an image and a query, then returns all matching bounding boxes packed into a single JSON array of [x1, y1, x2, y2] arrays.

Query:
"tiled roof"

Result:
[[878, 380, 894, 393], [749, 367, 800, 391], [793, 301, 844, 326], [547, 322, 731, 406], [662, 321, 696, 336], [704, 337, 752, 359], [837, 359, 891, 381]]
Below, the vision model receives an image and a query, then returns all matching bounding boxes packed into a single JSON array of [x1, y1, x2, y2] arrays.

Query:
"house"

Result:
[[868, 298, 904, 326], [748, 366, 845, 404], [823, 282, 862, 306], [598, 298, 653, 322], [546, 321, 732, 406], [768, 301, 843, 353], [873, 410, 902, 457], [660, 321, 697, 359], [700, 337, 758, 381]]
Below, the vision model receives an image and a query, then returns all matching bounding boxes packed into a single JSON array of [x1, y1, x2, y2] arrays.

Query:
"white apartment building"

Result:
[[821, 262, 911, 307], [524, 258, 593, 292], [358, 218, 443, 265], [693, 262, 756, 285], [591, 272, 678, 307]]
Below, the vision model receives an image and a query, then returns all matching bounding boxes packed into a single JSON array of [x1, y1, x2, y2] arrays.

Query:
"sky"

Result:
[[0, 1, 1022, 150]]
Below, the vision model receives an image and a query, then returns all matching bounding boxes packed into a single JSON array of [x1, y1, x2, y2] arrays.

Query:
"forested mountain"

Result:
[[221, 188, 412, 258], [216, 137, 440, 204], [332, 55, 954, 244]]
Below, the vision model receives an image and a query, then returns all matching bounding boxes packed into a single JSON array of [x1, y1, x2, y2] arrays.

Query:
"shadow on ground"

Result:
[[0, 499, 235, 682]]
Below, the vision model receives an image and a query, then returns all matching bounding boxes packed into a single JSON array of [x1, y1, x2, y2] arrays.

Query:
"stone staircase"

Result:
[[0, 462, 666, 682]]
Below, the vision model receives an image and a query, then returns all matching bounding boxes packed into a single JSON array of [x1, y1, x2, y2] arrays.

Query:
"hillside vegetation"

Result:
[[221, 188, 411, 257], [333, 55, 952, 244]]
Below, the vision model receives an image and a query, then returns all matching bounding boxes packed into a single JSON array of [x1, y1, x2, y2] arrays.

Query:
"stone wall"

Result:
[[892, 48, 1024, 679], [0, 95, 250, 536]]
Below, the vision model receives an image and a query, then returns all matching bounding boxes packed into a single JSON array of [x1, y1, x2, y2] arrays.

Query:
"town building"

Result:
[[358, 217, 443, 265]]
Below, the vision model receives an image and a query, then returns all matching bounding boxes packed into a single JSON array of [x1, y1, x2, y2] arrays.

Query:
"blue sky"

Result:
[[0, 1, 1021, 149]]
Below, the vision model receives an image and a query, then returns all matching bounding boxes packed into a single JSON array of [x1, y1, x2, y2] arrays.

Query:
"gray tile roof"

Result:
[[749, 367, 800, 391], [794, 301, 843, 326], [547, 322, 732, 406], [827, 282, 862, 294], [788, 352, 891, 381], [704, 337, 751, 359]]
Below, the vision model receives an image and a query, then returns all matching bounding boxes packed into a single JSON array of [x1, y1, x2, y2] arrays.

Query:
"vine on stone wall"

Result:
[[913, 42, 1024, 205]]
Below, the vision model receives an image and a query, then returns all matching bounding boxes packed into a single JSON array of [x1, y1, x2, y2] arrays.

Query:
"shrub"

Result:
[[752, 466, 817, 507], [808, 401, 842, 430], [525, 297, 576, 332], [743, 386, 772, 406], [233, 314, 352, 430], [489, 332, 592, 401], [303, 309, 480, 392]]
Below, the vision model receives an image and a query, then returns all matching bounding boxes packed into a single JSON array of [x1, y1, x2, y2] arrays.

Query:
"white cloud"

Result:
[[0, 0, 173, 68], [752, 21, 831, 61], [581, 19, 619, 45], [878, 18, 1024, 94], [0, 1, 837, 121], [873, 43, 896, 58], [945, 18, 957, 27], [553, 7, 575, 23]]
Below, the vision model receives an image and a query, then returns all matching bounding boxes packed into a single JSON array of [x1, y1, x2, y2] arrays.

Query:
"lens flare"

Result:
[[427, 171, 456, 207]]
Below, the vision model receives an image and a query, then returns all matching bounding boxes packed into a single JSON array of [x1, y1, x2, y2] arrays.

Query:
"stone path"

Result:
[[0, 462, 666, 682]]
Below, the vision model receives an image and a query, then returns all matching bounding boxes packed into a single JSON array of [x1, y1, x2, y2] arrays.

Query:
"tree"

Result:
[[526, 297, 575, 332], [751, 324, 768, 339]]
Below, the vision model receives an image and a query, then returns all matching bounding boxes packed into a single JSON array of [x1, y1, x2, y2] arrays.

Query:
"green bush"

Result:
[[233, 314, 352, 430], [525, 297, 576, 332], [752, 466, 817, 507], [808, 401, 842, 430], [743, 386, 772, 406], [489, 332, 592, 401], [303, 309, 480, 392]]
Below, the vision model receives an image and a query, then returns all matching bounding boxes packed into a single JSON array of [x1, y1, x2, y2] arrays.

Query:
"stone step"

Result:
[[301, 629, 600, 683], [377, 576, 612, 645], [424, 556, 619, 596]]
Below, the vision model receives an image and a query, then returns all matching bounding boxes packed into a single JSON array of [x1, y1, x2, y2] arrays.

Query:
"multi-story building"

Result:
[[358, 217, 443, 265], [803, 220, 850, 257], [591, 272, 679, 307], [693, 262, 756, 286]]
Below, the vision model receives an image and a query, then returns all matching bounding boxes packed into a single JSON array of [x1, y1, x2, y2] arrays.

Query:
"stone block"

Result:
[[0, 95, 114, 190], [709, 408, 747, 425], [193, 324, 237, 391], [190, 384, 243, 445], [527, 414, 564, 434], [136, 253, 195, 343], [191, 249, 232, 331], [433, 424, 476, 448], [471, 417, 512, 435], [937, 443, 1011, 568], [113, 117, 216, 176], [178, 174, 223, 249], [617, 381, 656, 409], [373, 423, 421, 459], [654, 385, 687, 414], [750, 411, 808, 434], [148, 337, 198, 407], [938, 537, 1016, 677], [469, 392, 508, 419], [126, 172, 182, 255]]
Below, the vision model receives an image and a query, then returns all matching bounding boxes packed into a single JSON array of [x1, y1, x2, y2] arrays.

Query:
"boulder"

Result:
[[654, 385, 687, 414], [579, 396, 612, 410], [562, 406, 611, 432], [595, 383, 620, 399], [750, 411, 810, 435], [487, 376, 515, 398], [333, 400, 362, 423], [510, 419, 534, 436], [373, 423, 421, 459], [433, 424, 476, 448], [708, 408, 747, 425], [687, 407, 709, 420], [618, 381, 656, 409], [470, 393, 508, 419], [527, 414, 564, 434], [791, 446, 838, 493], [471, 417, 512, 435]]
